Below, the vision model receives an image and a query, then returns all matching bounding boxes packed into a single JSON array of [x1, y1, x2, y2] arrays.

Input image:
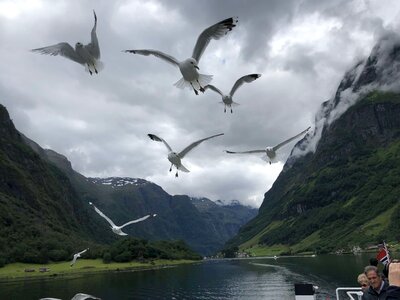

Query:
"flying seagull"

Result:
[[204, 74, 261, 113], [32, 10, 102, 75], [89, 202, 156, 236], [148, 133, 224, 177], [225, 127, 311, 164], [39, 293, 101, 300], [70, 248, 89, 267], [124, 17, 238, 95]]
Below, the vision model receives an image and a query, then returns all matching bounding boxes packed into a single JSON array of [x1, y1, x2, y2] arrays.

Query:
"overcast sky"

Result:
[[1, 0, 400, 207]]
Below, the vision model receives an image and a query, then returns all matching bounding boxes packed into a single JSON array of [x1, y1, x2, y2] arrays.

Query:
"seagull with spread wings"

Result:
[[39, 293, 101, 300], [148, 133, 224, 177], [89, 202, 156, 236], [31, 10, 102, 75], [70, 248, 89, 267], [204, 73, 261, 113], [124, 17, 238, 95], [225, 127, 311, 164]]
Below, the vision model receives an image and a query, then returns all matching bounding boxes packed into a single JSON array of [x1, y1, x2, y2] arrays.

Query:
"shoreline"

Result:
[[0, 259, 199, 283]]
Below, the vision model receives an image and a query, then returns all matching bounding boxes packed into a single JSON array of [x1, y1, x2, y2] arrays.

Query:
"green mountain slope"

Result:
[[0, 104, 115, 264], [227, 91, 400, 254]]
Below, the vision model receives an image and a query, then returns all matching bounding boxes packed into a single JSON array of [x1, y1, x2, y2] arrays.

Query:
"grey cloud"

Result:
[[0, 0, 398, 207]]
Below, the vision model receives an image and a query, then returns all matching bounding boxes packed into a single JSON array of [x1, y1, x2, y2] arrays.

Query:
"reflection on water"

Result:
[[0, 254, 378, 300]]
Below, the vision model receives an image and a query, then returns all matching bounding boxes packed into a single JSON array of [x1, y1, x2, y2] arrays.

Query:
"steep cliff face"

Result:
[[229, 92, 400, 254], [0, 104, 115, 264], [227, 34, 400, 254]]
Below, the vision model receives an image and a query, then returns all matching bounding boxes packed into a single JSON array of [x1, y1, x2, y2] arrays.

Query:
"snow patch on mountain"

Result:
[[88, 177, 150, 188]]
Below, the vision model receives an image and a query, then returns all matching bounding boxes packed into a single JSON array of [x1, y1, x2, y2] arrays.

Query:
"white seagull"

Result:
[[124, 17, 238, 95], [39, 293, 101, 300], [225, 127, 311, 164], [32, 10, 102, 75], [89, 202, 156, 236], [70, 248, 89, 267], [148, 133, 224, 177], [204, 74, 261, 113]]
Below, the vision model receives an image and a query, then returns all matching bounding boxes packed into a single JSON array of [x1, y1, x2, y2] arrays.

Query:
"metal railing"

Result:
[[335, 287, 363, 300]]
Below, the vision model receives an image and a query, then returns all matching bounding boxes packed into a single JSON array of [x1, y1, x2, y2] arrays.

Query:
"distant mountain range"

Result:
[[0, 109, 257, 262], [226, 33, 400, 254]]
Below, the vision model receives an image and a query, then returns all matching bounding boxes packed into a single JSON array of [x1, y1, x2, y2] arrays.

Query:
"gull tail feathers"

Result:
[[174, 74, 213, 90], [197, 74, 213, 88], [174, 77, 189, 89], [178, 164, 190, 172], [84, 60, 104, 74]]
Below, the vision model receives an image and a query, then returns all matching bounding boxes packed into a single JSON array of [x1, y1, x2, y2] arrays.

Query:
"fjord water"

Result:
[[1, 254, 374, 299]]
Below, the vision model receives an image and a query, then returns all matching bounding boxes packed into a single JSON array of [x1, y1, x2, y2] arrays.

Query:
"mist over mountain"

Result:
[[226, 33, 400, 254]]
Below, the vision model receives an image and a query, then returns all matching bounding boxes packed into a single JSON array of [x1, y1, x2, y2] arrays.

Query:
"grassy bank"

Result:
[[0, 259, 197, 282], [243, 244, 290, 257]]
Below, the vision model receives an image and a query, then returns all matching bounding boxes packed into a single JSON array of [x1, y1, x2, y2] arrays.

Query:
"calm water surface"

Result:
[[0, 254, 376, 299]]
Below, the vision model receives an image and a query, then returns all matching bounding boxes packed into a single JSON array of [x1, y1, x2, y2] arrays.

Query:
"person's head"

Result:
[[364, 265, 382, 290], [369, 258, 379, 267], [357, 273, 369, 292]]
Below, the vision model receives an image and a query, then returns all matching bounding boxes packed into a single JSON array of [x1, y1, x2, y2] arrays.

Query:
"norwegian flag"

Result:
[[376, 241, 390, 266]]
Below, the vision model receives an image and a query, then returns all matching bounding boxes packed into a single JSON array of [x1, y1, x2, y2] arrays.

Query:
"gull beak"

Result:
[[194, 65, 200, 70]]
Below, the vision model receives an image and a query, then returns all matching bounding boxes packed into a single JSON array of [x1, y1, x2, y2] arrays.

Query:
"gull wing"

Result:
[[78, 248, 89, 256], [272, 127, 311, 151], [204, 84, 224, 96], [192, 17, 238, 62], [71, 293, 102, 300], [89, 202, 116, 227], [85, 10, 100, 59], [148, 134, 173, 152], [31, 43, 85, 64], [120, 214, 152, 229], [124, 49, 179, 67], [225, 150, 265, 155], [230, 74, 261, 96], [178, 133, 224, 158]]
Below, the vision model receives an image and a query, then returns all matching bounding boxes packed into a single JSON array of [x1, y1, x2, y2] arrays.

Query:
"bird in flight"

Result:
[[205, 73, 261, 113], [225, 127, 311, 164], [89, 202, 156, 236], [124, 17, 238, 95], [148, 133, 224, 177], [31, 10, 102, 75], [70, 248, 89, 267]]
